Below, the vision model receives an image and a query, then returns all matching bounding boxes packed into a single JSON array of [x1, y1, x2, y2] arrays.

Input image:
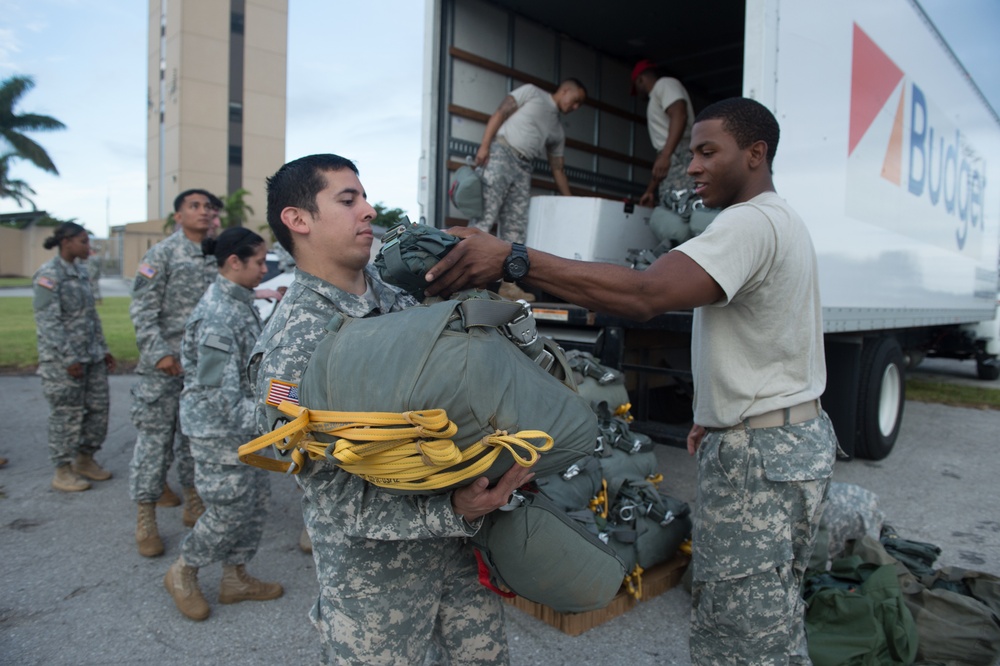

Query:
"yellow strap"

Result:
[[238, 401, 554, 491], [647, 472, 663, 485], [614, 402, 634, 422]]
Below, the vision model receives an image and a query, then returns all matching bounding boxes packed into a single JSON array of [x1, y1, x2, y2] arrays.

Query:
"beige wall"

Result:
[[147, 0, 287, 228], [0, 225, 71, 278], [113, 219, 170, 280]]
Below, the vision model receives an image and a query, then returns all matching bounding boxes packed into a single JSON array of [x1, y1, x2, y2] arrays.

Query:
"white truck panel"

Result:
[[771, 0, 1000, 318]]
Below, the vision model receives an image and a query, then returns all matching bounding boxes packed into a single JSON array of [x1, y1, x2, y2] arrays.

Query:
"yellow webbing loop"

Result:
[[238, 401, 554, 492], [588, 478, 609, 519], [647, 472, 664, 485], [679, 539, 693, 557], [624, 564, 644, 600]]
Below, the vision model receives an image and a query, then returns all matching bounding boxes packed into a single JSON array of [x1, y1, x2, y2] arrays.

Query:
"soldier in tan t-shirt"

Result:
[[425, 96, 838, 666]]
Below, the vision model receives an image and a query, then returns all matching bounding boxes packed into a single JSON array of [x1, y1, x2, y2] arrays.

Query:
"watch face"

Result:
[[506, 256, 528, 279]]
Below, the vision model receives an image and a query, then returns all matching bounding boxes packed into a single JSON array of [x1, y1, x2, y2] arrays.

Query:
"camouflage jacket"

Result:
[[248, 267, 476, 539], [129, 230, 217, 374], [32, 256, 107, 366], [180, 275, 262, 457]]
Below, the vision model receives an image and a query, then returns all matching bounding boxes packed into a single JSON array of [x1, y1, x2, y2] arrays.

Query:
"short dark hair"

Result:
[[265, 154, 359, 256], [43, 221, 89, 250], [694, 97, 780, 171], [174, 188, 217, 212], [201, 226, 265, 267], [560, 77, 588, 99]]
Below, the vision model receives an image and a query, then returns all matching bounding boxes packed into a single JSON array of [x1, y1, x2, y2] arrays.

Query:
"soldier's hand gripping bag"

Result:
[[373, 221, 460, 298], [297, 298, 598, 493], [472, 489, 627, 613]]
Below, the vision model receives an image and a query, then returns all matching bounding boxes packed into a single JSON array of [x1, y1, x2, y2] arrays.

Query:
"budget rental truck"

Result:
[[416, 0, 1000, 459]]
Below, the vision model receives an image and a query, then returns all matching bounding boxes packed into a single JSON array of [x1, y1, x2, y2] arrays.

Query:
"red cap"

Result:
[[630, 59, 656, 94]]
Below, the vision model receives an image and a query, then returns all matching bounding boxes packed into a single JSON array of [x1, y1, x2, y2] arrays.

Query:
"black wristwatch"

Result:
[[502, 242, 530, 281]]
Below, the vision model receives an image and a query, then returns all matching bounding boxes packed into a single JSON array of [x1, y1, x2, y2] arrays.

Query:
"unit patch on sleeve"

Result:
[[36, 276, 56, 290], [265, 378, 299, 407], [138, 263, 157, 279]]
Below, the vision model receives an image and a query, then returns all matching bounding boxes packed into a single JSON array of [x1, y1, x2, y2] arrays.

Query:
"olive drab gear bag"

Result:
[[606, 478, 692, 571], [373, 221, 459, 298], [565, 349, 631, 415], [472, 488, 627, 613], [239, 296, 598, 494], [448, 164, 484, 218], [534, 454, 603, 512], [804, 552, 919, 666]]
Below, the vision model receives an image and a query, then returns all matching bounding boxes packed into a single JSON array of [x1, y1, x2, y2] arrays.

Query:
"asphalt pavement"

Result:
[[1, 367, 998, 665]]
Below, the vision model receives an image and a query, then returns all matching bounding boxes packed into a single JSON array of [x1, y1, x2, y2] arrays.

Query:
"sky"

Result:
[[0, 0, 998, 238]]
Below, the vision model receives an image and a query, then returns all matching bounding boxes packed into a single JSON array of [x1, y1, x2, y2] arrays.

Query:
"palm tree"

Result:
[[220, 188, 255, 228], [0, 75, 66, 175], [0, 153, 38, 209]]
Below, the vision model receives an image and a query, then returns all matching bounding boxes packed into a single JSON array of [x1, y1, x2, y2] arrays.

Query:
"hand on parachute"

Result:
[[452, 463, 535, 522]]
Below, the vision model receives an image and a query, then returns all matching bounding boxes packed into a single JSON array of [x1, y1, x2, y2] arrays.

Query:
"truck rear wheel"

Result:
[[855, 336, 905, 460], [977, 358, 1000, 381]]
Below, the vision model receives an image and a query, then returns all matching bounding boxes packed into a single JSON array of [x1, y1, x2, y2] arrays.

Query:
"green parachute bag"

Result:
[[534, 453, 603, 512], [565, 349, 631, 415], [373, 221, 460, 298], [295, 296, 598, 494], [472, 488, 627, 613], [607, 479, 691, 570]]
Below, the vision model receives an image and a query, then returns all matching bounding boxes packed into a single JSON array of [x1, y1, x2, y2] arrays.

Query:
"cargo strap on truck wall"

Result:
[[237, 401, 554, 492]]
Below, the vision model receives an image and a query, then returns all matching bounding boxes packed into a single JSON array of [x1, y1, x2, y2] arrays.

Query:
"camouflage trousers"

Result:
[[690, 412, 837, 666], [127, 373, 194, 502], [180, 446, 270, 568], [472, 141, 532, 244], [656, 150, 696, 212], [39, 361, 109, 467], [300, 488, 509, 665]]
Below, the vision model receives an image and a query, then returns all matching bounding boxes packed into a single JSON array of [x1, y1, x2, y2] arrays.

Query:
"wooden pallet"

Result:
[[504, 554, 690, 636]]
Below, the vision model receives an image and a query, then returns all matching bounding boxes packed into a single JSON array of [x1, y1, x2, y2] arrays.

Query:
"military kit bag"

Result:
[[565, 349, 630, 415], [606, 479, 692, 571], [449, 164, 484, 218], [239, 296, 598, 494], [472, 488, 627, 613], [373, 221, 459, 298], [534, 453, 603, 512]]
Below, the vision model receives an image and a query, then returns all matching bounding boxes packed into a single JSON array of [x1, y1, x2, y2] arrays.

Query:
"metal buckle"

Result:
[[502, 300, 538, 348], [561, 463, 581, 481], [499, 489, 525, 512]]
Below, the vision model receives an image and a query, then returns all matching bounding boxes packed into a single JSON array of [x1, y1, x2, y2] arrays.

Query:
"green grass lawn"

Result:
[[0, 277, 33, 288], [0, 296, 138, 370]]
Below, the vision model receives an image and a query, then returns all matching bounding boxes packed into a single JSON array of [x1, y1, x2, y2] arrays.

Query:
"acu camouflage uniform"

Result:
[[249, 267, 509, 666], [178, 274, 268, 568], [693, 414, 836, 666], [32, 256, 110, 468], [471, 141, 532, 244], [128, 230, 217, 503]]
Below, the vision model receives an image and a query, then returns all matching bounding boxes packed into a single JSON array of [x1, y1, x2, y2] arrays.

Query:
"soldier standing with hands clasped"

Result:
[[32, 222, 116, 492]]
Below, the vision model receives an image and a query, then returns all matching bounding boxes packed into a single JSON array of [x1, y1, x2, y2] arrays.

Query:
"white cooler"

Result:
[[525, 196, 658, 265]]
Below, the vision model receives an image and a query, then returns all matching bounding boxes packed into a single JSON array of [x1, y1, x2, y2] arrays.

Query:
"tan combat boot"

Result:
[[51, 464, 91, 492], [181, 487, 205, 528], [298, 526, 313, 554], [498, 281, 535, 303], [72, 453, 112, 481], [136, 502, 165, 557], [163, 557, 210, 621], [157, 483, 181, 507], [218, 564, 284, 604]]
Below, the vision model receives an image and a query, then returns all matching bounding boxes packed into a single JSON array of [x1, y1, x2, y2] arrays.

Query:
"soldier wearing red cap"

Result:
[[631, 59, 697, 209]]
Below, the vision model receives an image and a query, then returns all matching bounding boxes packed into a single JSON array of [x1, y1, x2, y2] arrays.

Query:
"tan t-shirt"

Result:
[[496, 84, 565, 161], [674, 191, 826, 428], [646, 77, 694, 155]]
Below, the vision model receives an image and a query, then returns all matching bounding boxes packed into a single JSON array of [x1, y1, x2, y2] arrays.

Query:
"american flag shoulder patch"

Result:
[[265, 378, 299, 407], [36, 276, 56, 290], [138, 263, 157, 279]]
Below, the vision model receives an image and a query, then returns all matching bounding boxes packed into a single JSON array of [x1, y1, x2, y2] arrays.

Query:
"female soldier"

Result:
[[32, 222, 116, 492], [164, 227, 282, 621]]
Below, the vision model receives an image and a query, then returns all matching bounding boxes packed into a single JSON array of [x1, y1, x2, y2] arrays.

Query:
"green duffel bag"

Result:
[[596, 415, 658, 503], [293, 297, 598, 494], [534, 453, 603, 512], [565, 349, 630, 415], [473, 488, 627, 613], [374, 221, 459, 298], [449, 164, 484, 218], [608, 479, 692, 569], [649, 205, 691, 247], [689, 202, 720, 236]]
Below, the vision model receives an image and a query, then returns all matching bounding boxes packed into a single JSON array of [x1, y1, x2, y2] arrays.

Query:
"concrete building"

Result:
[[146, 0, 288, 227]]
